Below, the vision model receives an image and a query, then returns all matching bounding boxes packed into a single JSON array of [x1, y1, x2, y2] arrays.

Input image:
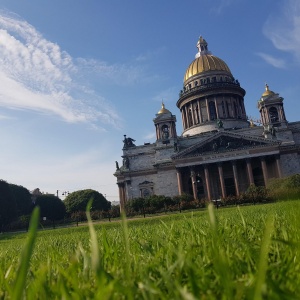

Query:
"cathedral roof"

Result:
[[184, 36, 232, 83]]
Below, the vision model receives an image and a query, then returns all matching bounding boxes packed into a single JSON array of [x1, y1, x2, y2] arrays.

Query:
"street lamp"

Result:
[[56, 190, 70, 198]]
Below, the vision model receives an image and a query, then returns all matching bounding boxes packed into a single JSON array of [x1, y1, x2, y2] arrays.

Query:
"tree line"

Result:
[[0, 180, 113, 232], [1, 174, 299, 231]]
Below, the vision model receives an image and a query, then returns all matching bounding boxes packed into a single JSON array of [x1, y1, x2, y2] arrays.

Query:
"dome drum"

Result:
[[177, 83, 246, 108], [182, 119, 249, 136]]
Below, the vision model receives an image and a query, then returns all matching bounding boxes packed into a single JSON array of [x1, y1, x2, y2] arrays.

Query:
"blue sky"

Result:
[[0, 0, 299, 202]]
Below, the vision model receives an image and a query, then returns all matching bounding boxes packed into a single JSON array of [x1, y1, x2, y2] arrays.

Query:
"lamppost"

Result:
[[56, 190, 70, 198]]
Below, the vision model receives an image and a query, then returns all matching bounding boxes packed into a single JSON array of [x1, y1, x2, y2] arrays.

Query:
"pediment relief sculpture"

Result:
[[172, 132, 280, 159]]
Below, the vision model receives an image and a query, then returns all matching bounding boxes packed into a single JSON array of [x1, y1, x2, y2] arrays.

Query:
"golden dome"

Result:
[[262, 83, 275, 97], [157, 103, 171, 114], [184, 55, 231, 82], [184, 36, 232, 83]]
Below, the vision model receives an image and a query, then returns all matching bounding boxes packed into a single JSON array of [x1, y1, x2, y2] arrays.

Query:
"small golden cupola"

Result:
[[157, 102, 171, 115], [153, 102, 177, 143], [258, 83, 287, 128], [261, 83, 275, 97]]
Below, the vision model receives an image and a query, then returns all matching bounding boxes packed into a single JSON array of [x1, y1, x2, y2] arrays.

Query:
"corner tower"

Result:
[[177, 36, 248, 136], [153, 102, 177, 144], [258, 84, 287, 128]]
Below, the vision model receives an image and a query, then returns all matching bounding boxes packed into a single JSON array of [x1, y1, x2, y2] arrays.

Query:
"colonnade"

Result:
[[181, 96, 246, 130], [176, 155, 282, 200]]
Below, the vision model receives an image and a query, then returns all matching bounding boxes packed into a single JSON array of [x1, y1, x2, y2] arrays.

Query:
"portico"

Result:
[[175, 153, 282, 200]]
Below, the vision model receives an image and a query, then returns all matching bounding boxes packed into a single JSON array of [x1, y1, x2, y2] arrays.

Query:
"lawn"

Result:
[[0, 201, 300, 299]]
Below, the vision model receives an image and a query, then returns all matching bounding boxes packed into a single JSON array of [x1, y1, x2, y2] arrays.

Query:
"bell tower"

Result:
[[153, 102, 177, 144], [258, 84, 287, 128]]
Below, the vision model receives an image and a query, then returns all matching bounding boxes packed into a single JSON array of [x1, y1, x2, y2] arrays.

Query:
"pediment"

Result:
[[172, 131, 280, 159]]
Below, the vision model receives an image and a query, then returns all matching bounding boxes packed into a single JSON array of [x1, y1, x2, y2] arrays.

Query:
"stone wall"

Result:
[[280, 153, 300, 176]]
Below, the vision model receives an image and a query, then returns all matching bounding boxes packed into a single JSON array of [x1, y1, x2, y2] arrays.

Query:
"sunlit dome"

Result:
[[184, 36, 232, 83], [157, 102, 171, 114], [262, 83, 275, 97]]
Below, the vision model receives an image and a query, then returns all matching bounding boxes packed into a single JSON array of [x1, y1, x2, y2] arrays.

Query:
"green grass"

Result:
[[1, 201, 300, 299]]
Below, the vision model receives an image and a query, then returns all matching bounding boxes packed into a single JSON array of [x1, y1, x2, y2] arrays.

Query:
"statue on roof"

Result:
[[123, 135, 136, 149], [217, 119, 223, 128]]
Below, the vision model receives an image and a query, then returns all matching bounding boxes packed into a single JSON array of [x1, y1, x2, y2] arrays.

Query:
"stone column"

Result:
[[206, 98, 210, 121], [246, 158, 254, 185], [191, 103, 195, 125], [275, 155, 282, 178], [176, 168, 183, 195], [260, 157, 268, 186], [181, 109, 186, 130], [215, 97, 219, 119], [232, 161, 240, 196], [198, 99, 203, 123], [184, 106, 189, 128], [204, 164, 212, 200], [118, 183, 125, 212], [190, 168, 197, 200], [217, 163, 226, 198], [155, 125, 160, 140]]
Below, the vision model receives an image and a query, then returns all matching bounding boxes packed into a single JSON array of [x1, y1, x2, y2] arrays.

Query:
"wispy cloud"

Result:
[[144, 132, 156, 141], [135, 47, 166, 62], [77, 58, 144, 86], [211, 0, 242, 14], [0, 11, 123, 128], [263, 0, 300, 64], [152, 87, 178, 104], [256, 52, 286, 69]]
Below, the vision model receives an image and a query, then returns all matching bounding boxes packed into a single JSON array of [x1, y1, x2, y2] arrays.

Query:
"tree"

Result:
[[35, 195, 66, 223], [0, 180, 17, 231], [9, 184, 32, 216], [64, 189, 111, 214]]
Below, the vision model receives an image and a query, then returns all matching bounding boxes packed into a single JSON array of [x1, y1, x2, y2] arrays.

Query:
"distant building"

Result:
[[114, 36, 300, 211]]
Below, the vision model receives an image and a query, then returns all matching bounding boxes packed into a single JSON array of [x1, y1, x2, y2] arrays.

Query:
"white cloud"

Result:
[[211, 0, 242, 14], [144, 132, 156, 141], [263, 0, 300, 64], [77, 58, 144, 86], [152, 87, 178, 104], [256, 52, 286, 69], [0, 11, 122, 128]]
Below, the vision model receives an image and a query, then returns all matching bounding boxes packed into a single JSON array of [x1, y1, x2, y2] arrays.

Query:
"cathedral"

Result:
[[114, 36, 300, 210]]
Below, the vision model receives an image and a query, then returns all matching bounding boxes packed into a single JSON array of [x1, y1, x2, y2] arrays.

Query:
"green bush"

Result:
[[268, 174, 300, 201]]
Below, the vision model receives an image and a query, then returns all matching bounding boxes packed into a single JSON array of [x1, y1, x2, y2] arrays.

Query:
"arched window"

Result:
[[226, 101, 230, 118], [269, 107, 279, 123], [209, 101, 217, 120], [221, 101, 226, 117], [161, 125, 169, 139], [233, 102, 238, 117], [195, 106, 199, 124]]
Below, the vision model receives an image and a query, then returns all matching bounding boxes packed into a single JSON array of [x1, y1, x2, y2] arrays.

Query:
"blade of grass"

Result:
[[253, 215, 274, 300], [11, 207, 40, 300], [86, 200, 100, 273]]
